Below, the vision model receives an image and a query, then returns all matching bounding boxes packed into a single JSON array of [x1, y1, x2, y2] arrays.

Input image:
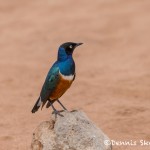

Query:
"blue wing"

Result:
[[40, 63, 60, 104], [31, 62, 60, 113]]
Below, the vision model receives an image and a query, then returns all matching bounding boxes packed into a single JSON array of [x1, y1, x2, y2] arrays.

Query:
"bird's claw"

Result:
[[52, 110, 64, 117]]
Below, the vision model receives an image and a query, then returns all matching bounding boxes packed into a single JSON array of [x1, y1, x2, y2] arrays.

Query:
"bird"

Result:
[[31, 42, 83, 115]]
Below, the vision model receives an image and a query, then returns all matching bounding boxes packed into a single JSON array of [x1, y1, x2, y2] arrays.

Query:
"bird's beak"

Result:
[[76, 43, 83, 47]]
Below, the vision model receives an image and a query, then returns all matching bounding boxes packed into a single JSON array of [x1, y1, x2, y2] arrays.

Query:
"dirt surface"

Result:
[[0, 0, 150, 149]]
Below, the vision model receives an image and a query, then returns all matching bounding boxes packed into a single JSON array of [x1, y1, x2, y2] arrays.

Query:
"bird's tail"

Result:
[[31, 97, 42, 113], [46, 100, 54, 108]]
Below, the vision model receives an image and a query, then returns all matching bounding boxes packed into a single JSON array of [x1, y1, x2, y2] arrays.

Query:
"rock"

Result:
[[31, 110, 112, 150]]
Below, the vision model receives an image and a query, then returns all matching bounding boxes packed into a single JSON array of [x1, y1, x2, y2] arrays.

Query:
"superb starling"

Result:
[[31, 42, 83, 115]]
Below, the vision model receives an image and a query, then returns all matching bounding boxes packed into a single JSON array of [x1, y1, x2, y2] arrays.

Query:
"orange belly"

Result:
[[49, 76, 73, 100]]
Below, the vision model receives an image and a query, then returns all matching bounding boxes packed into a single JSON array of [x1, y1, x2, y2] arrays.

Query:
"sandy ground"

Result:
[[0, 0, 150, 149]]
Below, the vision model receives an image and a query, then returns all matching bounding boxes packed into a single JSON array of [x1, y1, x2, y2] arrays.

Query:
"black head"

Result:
[[60, 42, 83, 55]]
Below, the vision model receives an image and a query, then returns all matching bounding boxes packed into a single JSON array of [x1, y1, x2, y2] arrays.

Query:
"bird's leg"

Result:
[[51, 104, 63, 117], [57, 99, 67, 110]]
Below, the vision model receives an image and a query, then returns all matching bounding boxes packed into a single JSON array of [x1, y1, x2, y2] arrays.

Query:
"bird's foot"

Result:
[[52, 110, 64, 117]]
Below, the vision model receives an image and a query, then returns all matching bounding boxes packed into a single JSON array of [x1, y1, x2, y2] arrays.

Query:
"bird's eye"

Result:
[[69, 45, 73, 49]]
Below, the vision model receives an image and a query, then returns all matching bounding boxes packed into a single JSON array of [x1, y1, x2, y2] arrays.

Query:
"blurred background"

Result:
[[0, 0, 150, 149]]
